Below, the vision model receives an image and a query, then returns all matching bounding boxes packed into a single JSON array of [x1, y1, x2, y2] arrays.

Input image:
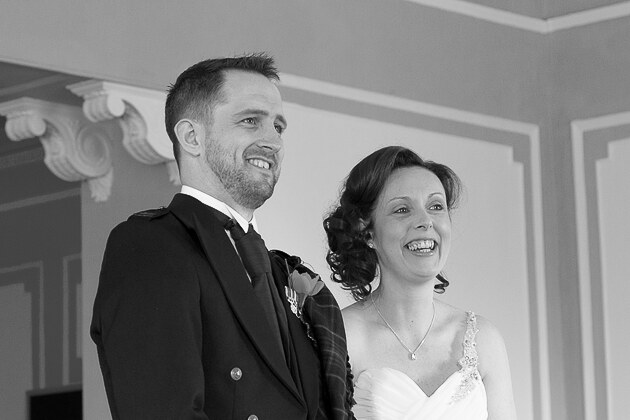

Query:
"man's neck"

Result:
[[180, 185, 256, 231]]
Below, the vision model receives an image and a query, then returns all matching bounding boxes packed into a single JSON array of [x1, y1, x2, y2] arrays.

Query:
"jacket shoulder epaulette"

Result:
[[129, 206, 169, 220]]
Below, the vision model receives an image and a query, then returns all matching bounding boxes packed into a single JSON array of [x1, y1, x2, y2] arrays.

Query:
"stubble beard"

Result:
[[205, 145, 278, 210]]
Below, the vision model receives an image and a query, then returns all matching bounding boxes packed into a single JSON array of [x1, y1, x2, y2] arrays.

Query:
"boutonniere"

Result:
[[284, 260, 325, 319]]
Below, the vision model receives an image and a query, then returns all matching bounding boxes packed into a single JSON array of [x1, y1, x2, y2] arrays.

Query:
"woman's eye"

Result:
[[394, 207, 408, 214], [430, 203, 445, 211]]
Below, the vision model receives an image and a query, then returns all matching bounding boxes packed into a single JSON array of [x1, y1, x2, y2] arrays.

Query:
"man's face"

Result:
[[203, 70, 287, 210]]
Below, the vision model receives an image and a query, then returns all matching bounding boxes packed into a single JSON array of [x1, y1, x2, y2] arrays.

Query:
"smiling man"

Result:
[[90, 54, 353, 420]]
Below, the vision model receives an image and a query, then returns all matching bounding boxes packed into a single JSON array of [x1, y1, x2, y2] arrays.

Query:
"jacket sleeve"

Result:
[[90, 219, 209, 420]]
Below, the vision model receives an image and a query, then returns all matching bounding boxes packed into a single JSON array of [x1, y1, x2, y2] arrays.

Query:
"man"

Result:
[[91, 54, 353, 419]]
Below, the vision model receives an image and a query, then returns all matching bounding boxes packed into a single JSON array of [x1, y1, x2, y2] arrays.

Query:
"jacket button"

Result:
[[247, 416, 258, 420], [230, 367, 242, 381]]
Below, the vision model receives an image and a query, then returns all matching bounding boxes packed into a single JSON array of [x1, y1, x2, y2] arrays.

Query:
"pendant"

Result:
[[410, 353, 417, 360]]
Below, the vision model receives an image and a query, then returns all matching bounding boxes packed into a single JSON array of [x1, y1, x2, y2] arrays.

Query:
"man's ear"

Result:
[[174, 119, 203, 157]]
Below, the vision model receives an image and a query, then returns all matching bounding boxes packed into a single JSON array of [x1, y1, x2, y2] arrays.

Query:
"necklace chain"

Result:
[[370, 293, 436, 361]]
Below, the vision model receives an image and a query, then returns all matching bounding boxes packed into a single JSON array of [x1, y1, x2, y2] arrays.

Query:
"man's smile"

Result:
[[247, 158, 272, 170]]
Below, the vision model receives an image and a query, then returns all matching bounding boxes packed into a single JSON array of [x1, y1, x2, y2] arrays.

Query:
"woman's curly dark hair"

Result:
[[323, 146, 462, 301]]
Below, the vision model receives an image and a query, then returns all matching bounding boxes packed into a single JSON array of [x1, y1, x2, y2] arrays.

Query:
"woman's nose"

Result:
[[416, 210, 433, 230]]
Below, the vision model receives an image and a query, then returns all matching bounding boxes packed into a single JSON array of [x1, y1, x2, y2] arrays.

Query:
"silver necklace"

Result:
[[370, 293, 436, 361]]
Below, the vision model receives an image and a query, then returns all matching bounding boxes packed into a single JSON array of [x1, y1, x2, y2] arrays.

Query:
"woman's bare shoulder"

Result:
[[470, 313, 510, 378], [474, 314, 506, 350]]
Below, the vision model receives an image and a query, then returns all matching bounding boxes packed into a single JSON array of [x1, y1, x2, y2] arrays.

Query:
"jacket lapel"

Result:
[[167, 194, 302, 403]]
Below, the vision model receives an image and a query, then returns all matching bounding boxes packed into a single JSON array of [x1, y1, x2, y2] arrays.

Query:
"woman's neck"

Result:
[[372, 279, 436, 328]]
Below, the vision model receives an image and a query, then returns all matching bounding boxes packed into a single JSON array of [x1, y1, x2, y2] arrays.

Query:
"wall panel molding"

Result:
[[571, 112, 630, 420], [0, 148, 43, 169], [62, 254, 82, 385], [0, 261, 45, 389], [0, 188, 80, 213]]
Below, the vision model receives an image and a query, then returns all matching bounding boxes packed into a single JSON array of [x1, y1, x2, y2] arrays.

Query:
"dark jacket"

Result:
[[91, 194, 353, 420]]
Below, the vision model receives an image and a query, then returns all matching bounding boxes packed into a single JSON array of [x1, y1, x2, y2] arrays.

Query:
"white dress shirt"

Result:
[[180, 185, 260, 283], [180, 185, 259, 233]]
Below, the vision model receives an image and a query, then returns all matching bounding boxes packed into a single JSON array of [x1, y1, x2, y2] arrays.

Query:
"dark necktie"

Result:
[[225, 220, 290, 362]]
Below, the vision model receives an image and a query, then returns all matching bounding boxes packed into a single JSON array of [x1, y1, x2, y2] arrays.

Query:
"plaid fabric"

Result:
[[305, 283, 355, 420], [271, 250, 355, 420]]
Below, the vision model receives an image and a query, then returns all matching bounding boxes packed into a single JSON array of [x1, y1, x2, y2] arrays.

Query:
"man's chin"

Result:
[[232, 182, 275, 210], [253, 184, 274, 205], [251, 173, 277, 193]]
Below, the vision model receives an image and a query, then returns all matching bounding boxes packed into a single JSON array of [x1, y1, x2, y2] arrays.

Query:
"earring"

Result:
[[367, 241, 375, 249]]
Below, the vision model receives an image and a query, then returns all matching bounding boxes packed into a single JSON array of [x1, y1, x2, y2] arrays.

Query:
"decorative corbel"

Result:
[[0, 97, 115, 201], [67, 80, 180, 185]]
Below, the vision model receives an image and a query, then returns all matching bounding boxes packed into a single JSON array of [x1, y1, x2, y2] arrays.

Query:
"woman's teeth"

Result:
[[406, 240, 436, 252]]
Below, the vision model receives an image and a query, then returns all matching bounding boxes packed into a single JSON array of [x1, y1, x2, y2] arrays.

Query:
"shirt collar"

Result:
[[180, 185, 257, 233]]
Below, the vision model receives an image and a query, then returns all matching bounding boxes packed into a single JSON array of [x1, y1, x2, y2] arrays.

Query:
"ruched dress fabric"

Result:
[[352, 312, 487, 420]]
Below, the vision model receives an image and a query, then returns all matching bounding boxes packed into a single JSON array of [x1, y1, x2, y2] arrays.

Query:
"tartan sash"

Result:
[[271, 250, 355, 420]]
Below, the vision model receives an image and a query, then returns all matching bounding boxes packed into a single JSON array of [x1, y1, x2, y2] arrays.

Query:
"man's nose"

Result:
[[257, 123, 283, 152]]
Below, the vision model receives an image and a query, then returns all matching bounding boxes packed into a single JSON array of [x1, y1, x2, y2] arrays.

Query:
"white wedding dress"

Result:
[[352, 312, 488, 420]]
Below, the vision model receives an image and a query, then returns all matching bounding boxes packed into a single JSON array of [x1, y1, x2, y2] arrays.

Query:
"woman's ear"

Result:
[[174, 119, 203, 157], [359, 218, 375, 249]]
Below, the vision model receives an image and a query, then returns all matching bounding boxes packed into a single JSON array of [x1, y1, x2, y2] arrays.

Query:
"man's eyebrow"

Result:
[[235, 109, 287, 127]]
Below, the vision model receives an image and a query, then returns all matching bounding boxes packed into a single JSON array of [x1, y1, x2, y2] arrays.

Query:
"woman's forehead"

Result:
[[381, 167, 444, 197]]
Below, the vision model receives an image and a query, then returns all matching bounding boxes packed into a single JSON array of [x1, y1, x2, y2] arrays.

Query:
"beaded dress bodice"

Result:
[[352, 311, 488, 420]]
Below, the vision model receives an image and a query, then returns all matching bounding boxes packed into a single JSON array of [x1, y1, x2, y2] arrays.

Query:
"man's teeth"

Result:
[[406, 240, 436, 252], [249, 159, 270, 169]]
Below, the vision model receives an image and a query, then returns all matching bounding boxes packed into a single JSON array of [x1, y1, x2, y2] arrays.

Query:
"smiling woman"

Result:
[[368, 165, 452, 289], [324, 146, 518, 420]]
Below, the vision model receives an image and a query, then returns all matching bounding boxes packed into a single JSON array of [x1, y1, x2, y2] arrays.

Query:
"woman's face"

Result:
[[369, 166, 451, 286]]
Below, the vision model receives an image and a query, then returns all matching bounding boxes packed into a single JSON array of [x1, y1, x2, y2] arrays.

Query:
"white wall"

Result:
[[598, 138, 630, 420], [572, 117, 630, 420]]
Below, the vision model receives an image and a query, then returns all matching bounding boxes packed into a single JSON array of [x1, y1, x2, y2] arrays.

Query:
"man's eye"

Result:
[[242, 118, 256, 125], [274, 124, 285, 134]]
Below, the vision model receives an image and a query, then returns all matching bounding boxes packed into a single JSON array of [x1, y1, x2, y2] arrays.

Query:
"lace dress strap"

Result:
[[460, 311, 479, 369], [451, 311, 482, 403]]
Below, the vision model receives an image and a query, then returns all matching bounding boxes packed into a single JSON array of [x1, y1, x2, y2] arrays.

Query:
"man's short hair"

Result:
[[164, 53, 279, 162]]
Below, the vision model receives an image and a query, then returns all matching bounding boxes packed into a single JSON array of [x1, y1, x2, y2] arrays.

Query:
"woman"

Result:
[[324, 146, 517, 420]]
